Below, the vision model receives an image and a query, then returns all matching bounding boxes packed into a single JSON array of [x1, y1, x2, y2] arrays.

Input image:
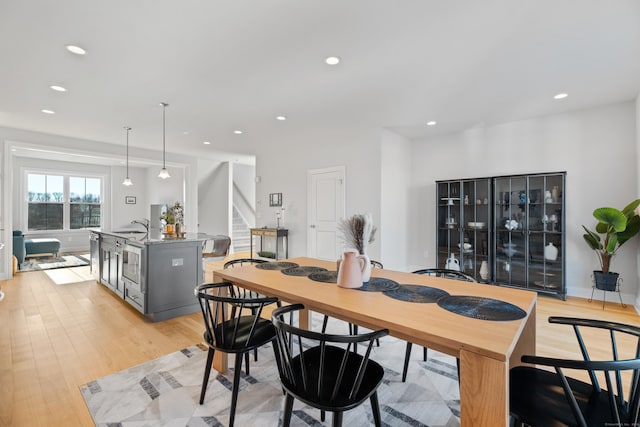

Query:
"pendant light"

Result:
[[158, 102, 171, 179], [122, 126, 133, 186]]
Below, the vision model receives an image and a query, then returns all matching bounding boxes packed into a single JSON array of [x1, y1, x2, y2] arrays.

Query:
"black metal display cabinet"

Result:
[[437, 172, 566, 299]]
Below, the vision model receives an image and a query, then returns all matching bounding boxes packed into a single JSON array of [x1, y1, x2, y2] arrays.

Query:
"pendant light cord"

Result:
[[125, 126, 130, 176], [162, 102, 168, 168], [158, 102, 170, 179]]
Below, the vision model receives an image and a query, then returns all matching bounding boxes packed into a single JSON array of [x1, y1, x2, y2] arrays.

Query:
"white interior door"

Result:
[[307, 166, 345, 260]]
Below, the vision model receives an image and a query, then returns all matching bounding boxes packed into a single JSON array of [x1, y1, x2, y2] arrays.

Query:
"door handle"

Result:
[[310, 224, 316, 228]]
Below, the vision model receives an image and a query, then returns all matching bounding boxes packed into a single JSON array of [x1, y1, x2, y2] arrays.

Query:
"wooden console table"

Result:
[[249, 227, 288, 260]]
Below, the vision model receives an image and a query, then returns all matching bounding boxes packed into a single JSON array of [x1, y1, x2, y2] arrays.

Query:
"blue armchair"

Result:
[[13, 230, 25, 267]]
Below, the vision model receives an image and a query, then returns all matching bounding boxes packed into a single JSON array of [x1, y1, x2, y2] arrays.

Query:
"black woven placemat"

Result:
[[383, 284, 450, 303], [255, 261, 299, 270], [308, 271, 338, 283], [281, 266, 328, 276], [437, 295, 526, 321], [356, 277, 400, 292]]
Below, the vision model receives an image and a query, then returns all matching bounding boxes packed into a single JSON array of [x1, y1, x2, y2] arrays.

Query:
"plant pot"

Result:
[[593, 271, 619, 291]]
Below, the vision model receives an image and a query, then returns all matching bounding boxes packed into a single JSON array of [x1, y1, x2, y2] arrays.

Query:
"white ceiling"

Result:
[[1, 0, 639, 163]]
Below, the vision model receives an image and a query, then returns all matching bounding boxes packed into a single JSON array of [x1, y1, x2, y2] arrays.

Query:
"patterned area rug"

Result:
[[19, 253, 90, 272], [80, 314, 461, 426]]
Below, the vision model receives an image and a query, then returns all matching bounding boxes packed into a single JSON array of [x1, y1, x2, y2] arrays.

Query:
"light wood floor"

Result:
[[1, 255, 639, 426]]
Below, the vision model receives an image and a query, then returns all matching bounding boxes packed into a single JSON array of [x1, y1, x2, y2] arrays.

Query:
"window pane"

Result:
[[70, 204, 101, 229], [27, 174, 46, 202], [85, 178, 101, 203], [27, 174, 64, 202], [47, 175, 64, 202], [70, 177, 101, 203], [70, 177, 83, 202], [28, 203, 63, 230]]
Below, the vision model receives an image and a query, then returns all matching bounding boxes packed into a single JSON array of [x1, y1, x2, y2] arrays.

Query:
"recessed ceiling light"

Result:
[[276, 116, 287, 121], [233, 130, 243, 135], [50, 85, 67, 92], [66, 45, 86, 55], [554, 93, 568, 99], [183, 131, 189, 135], [41, 109, 55, 114], [203, 141, 211, 145], [427, 121, 437, 126], [325, 56, 341, 65]]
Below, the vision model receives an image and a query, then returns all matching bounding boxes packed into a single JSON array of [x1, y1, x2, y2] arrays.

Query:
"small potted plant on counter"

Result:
[[159, 202, 185, 236], [582, 199, 640, 290], [171, 202, 184, 235], [160, 210, 175, 234]]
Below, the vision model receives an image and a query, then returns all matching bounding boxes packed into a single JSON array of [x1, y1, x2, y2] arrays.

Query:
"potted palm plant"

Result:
[[582, 199, 640, 290]]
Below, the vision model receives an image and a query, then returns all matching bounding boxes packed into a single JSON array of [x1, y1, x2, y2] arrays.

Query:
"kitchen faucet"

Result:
[[131, 218, 150, 232]]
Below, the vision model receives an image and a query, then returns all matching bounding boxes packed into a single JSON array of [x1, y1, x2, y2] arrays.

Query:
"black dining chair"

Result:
[[224, 258, 279, 362], [272, 303, 389, 426], [402, 268, 476, 382], [223, 257, 267, 269], [510, 317, 640, 427], [194, 282, 279, 427]]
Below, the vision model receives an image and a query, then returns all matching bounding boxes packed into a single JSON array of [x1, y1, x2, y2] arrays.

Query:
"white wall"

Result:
[[110, 164, 149, 230], [252, 127, 382, 260], [380, 129, 412, 270], [0, 147, 5, 278], [142, 165, 189, 228], [233, 163, 256, 227], [197, 159, 231, 235], [636, 93, 640, 308], [410, 101, 638, 302]]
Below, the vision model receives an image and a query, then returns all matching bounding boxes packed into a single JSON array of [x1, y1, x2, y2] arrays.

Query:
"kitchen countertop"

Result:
[[92, 229, 214, 246]]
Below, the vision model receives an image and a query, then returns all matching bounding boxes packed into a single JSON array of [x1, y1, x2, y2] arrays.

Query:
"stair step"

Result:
[[231, 205, 251, 254]]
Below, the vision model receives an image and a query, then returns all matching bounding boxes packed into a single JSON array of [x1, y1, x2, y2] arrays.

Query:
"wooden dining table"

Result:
[[213, 257, 537, 427]]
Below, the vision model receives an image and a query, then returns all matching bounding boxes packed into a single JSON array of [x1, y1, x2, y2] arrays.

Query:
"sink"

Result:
[[112, 230, 147, 236]]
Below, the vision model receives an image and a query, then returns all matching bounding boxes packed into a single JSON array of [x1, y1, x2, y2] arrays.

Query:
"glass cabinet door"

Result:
[[437, 181, 462, 269], [437, 178, 491, 282], [494, 176, 527, 287], [527, 174, 564, 292], [493, 173, 565, 296], [460, 179, 491, 281]]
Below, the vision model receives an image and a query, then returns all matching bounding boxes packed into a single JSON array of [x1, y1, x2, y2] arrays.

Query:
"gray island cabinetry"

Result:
[[93, 230, 206, 322]]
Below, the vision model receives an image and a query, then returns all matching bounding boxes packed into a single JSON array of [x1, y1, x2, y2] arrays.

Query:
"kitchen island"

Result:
[[92, 229, 212, 322]]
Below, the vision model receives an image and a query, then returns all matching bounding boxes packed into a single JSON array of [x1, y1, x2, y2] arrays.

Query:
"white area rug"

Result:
[[80, 315, 461, 426], [20, 253, 90, 272]]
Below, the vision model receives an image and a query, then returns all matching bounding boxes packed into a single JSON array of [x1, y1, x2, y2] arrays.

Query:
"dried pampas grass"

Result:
[[337, 213, 377, 255]]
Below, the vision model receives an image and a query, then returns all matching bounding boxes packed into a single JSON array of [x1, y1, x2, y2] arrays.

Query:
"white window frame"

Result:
[[22, 168, 106, 233]]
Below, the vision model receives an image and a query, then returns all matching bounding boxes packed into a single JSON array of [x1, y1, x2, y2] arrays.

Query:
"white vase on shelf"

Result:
[[544, 243, 558, 261], [479, 261, 489, 280], [445, 254, 460, 271]]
